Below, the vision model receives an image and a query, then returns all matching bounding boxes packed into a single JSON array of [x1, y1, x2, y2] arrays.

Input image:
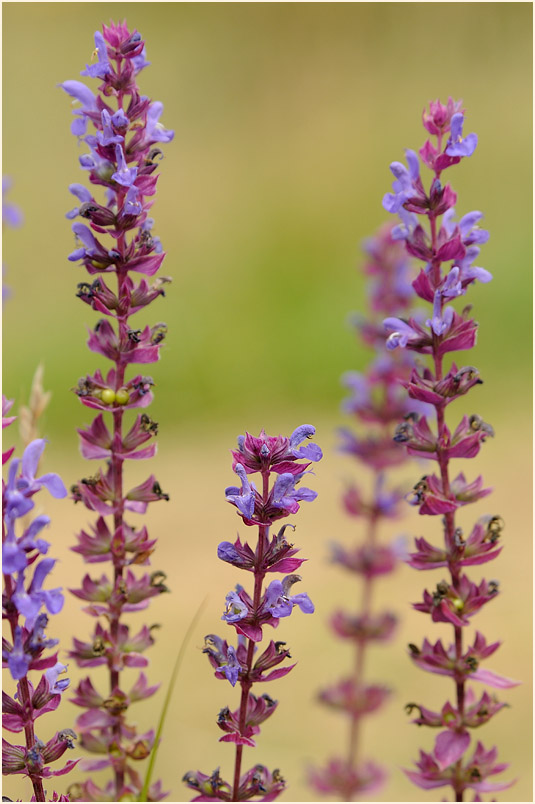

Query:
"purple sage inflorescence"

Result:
[[2, 396, 74, 802], [382, 98, 519, 800], [183, 426, 322, 802], [310, 224, 418, 800], [61, 21, 173, 802]]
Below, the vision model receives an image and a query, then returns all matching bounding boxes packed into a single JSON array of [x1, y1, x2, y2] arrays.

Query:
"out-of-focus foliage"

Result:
[[3, 2, 531, 441]]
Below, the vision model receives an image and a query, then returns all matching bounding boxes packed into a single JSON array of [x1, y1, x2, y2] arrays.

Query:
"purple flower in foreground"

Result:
[[3, 419, 76, 801], [384, 98, 514, 800], [186, 427, 321, 800]]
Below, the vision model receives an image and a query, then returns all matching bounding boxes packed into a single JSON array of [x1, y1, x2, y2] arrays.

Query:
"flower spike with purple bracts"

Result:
[[310, 224, 419, 800], [183, 426, 321, 801], [2, 398, 75, 802], [61, 20, 173, 802], [383, 97, 519, 801]]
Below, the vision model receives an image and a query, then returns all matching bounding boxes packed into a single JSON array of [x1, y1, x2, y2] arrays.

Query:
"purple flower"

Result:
[[4, 441, 66, 522], [45, 661, 70, 694], [263, 576, 314, 618], [289, 424, 323, 461], [59, 80, 98, 136], [425, 290, 454, 336], [96, 109, 124, 146], [219, 646, 241, 687], [144, 102, 175, 144], [81, 31, 112, 79], [271, 471, 317, 513], [225, 463, 255, 519], [12, 558, 64, 627], [383, 316, 421, 349], [383, 149, 420, 213], [6, 626, 32, 681], [111, 144, 138, 187], [65, 183, 93, 219], [441, 266, 464, 298], [222, 589, 248, 624], [445, 113, 478, 158]]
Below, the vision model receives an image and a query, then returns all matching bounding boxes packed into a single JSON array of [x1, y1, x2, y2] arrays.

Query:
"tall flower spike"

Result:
[[310, 223, 419, 801], [383, 98, 518, 801], [183, 426, 321, 801], [2, 406, 75, 802], [61, 21, 173, 802]]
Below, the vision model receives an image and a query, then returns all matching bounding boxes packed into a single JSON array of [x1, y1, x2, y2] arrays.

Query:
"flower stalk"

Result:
[[382, 97, 519, 800], [61, 21, 173, 802], [310, 224, 417, 800], [183, 426, 322, 801]]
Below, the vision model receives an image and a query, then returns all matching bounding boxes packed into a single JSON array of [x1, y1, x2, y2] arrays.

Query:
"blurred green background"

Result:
[[3, 3, 532, 802]]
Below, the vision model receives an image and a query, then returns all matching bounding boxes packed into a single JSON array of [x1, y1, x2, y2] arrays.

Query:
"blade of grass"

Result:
[[140, 596, 208, 801]]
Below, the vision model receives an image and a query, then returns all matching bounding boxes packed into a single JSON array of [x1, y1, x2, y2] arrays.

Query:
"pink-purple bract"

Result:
[[310, 224, 417, 800], [383, 97, 518, 801], [61, 20, 173, 802], [183, 426, 321, 801]]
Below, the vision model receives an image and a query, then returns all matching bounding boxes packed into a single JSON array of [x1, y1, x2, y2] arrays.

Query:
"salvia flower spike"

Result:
[[183, 426, 322, 801], [2, 398, 74, 802], [310, 224, 418, 800], [383, 97, 518, 801], [61, 20, 173, 802]]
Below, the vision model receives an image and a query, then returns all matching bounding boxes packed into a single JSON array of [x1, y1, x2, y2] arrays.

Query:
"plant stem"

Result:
[[430, 209, 465, 803], [231, 472, 269, 801]]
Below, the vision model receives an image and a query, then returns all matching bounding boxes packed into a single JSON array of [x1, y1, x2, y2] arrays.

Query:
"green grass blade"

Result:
[[140, 596, 208, 801]]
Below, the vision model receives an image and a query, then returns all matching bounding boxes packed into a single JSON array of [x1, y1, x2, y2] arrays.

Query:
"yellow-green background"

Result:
[[2, 2, 532, 802]]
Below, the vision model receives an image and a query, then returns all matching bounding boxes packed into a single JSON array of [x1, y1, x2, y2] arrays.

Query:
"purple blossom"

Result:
[[80, 31, 112, 79], [382, 149, 420, 213], [225, 463, 255, 519], [445, 113, 478, 158], [222, 590, 249, 624], [263, 577, 314, 618], [111, 144, 138, 187], [96, 109, 124, 146], [145, 102, 175, 144], [383, 316, 421, 349], [425, 290, 455, 336]]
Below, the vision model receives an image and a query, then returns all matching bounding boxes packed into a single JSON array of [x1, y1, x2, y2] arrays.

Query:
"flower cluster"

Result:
[[61, 21, 173, 802], [183, 426, 321, 801], [310, 224, 417, 800], [2, 397, 74, 802], [383, 98, 518, 799]]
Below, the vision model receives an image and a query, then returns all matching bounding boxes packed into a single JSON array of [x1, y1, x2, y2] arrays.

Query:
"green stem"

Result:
[[139, 597, 208, 801]]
